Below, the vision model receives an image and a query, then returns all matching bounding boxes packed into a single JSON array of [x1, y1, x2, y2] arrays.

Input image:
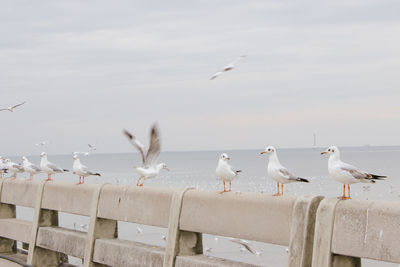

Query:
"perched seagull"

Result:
[[22, 156, 41, 180], [215, 153, 242, 193], [40, 152, 69, 181], [0, 157, 8, 178], [321, 146, 386, 200], [88, 144, 96, 152], [123, 124, 169, 186], [72, 154, 100, 184], [0, 101, 26, 112], [4, 159, 24, 179], [210, 55, 246, 80], [229, 238, 255, 254], [261, 146, 309, 196]]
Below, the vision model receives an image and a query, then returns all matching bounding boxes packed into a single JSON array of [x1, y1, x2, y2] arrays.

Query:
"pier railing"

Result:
[[0, 178, 399, 267]]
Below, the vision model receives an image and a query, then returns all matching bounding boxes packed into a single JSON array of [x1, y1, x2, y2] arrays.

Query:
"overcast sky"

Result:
[[1, 0, 400, 156]]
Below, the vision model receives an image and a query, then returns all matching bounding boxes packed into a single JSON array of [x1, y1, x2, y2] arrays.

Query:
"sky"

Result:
[[1, 0, 400, 156]]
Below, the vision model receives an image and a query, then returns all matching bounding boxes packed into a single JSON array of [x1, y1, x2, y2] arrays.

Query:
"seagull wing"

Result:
[[123, 129, 146, 165], [145, 124, 161, 167], [47, 162, 63, 172], [279, 167, 296, 179], [227, 55, 247, 67], [0, 108, 9, 111], [12, 101, 26, 109], [210, 71, 223, 80]]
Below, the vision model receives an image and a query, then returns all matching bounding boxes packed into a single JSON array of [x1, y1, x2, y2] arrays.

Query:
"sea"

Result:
[[7, 146, 400, 267]]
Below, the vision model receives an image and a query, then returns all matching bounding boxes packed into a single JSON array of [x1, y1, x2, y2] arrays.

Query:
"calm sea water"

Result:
[[9, 146, 400, 266]]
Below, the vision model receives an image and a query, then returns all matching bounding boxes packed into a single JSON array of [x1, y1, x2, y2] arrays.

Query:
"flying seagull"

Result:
[[321, 146, 386, 199], [261, 146, 309, 196], [40, 152, 69, 181], [72, 154, 100, 184], [215, 153, 242, 193], [123, 124, 169, 187], [210, 55, 246, 80], [88, 144, 97, 152], [0, 101, 26, 112]]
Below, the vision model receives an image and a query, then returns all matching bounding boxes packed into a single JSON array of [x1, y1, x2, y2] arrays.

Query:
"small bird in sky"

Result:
[[88, 144, 97, 152], [210, 55, 246, 80], [35, 141, 48, 147], [216, 153, 242, 193], [0, 101, 26, 112]]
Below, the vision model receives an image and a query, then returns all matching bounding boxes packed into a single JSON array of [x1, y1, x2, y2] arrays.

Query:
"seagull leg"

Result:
[[338, 184, 346, 200], [273, 183, 280, 196], [139, 178, 146, 187], [11, 173, 17, 180], [229, 181, 232, 192], [220, 181, 227, 194], [27, 174, 33, 181], [136, 177, 142, 187], [82, 176, 85, 184], [46, 174, 52, 181], [347, 184, 351, 199], [76, 176, 81, 185], [281, 184, 284, 196]]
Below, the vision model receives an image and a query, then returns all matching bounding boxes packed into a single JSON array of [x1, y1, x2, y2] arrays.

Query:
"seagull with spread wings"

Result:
[[210, 55, 246, 80], [0, 101, 26, 112], [123, 124, 169, 187], [261, 146, 309, 196], [321, 146, 386, 199], [40, 152, 69, 181]]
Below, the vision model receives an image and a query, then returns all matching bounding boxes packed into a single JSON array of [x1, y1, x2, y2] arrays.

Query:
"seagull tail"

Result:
[[94, 173, 101, 176], [371, 174, 386, 180], [296, 177, 309, 183], [235, 170, 242, 174], [63, 169, 69, 172]]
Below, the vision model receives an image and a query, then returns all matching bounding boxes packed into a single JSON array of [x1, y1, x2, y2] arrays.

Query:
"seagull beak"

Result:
[[260, 151, 266, 154], [165, 168, 170, 171], [321, 152, 327, 155], [226, 157, 230, 160]]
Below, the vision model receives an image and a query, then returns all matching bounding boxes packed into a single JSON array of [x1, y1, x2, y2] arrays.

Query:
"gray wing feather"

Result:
[[48, 162, 63, 172], [341, 165, 372, 180], [279, 168, 296, 180], [12, 102, 26, 109], [123, 129, 146, 165], [145, 124, 161, 167], [31, 164, 41, 172]]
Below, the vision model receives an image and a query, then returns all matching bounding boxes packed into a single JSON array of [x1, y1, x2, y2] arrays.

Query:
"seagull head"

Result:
[[261, 146, 276, 155], [159, 163, 169, 171], [321, 146, 339, 156], [40, 152, 47, 158], [73, 154, 79, 160], [22, 156, 28, 162], [220, 153, 230, 161]]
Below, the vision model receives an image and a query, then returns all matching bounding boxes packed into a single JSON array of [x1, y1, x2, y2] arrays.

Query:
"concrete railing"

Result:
[[312, 198, 400, 267], [0, 178, 324, 267]]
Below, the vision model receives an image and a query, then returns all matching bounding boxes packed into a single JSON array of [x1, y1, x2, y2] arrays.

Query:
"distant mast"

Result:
[[313, 133, 317, 149]]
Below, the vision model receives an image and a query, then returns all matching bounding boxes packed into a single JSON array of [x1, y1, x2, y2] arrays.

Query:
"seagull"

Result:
[[123, 124, 169, 187], [88, 144, 96, 152], [40, 152, 69, 181], [261, 146, 309, 196], [72, 154, 100, 184], [210, 55, 246, 80], [4, 159, 24, 179], [35, 141, 48, 147], [73, 151, 90, 156], [215, 153, 242, 193], [22, 156, 41, 180], [229, 238, 255, 254], [0, 157, 8, 178], [0, 101, 26, 112], [321, 146, 386, 200]]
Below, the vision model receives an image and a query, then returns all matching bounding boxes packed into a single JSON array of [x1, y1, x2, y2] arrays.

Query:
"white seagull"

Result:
[[123, 124, 169, 187], [35, 141, 48, 147], [261, 146, 309, 196], [215, 153, 242, 193], [0, 157, 8, 178], [321, 146, 386, 199], [22, 156, 42, 180], [88, 144, 97, 152], [4, 159, 24, 179], [72, 154, 100, 184], [210, 55, 247, 80], [0, 101, 26, 112], [40, 152, 69, 181]]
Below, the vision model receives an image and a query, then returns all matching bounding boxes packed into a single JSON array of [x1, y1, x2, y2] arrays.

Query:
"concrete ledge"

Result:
[[0, 219, 32, 244], [36, 227, 87, 259], [97, 185, 174, 227], [41, 182, 97, 216], [332, 199, 400, 263], [180, 191, 296, 245], [0, 180, 39, 208], [175, 255, 260, 267], [92, 238, 165, 267]]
